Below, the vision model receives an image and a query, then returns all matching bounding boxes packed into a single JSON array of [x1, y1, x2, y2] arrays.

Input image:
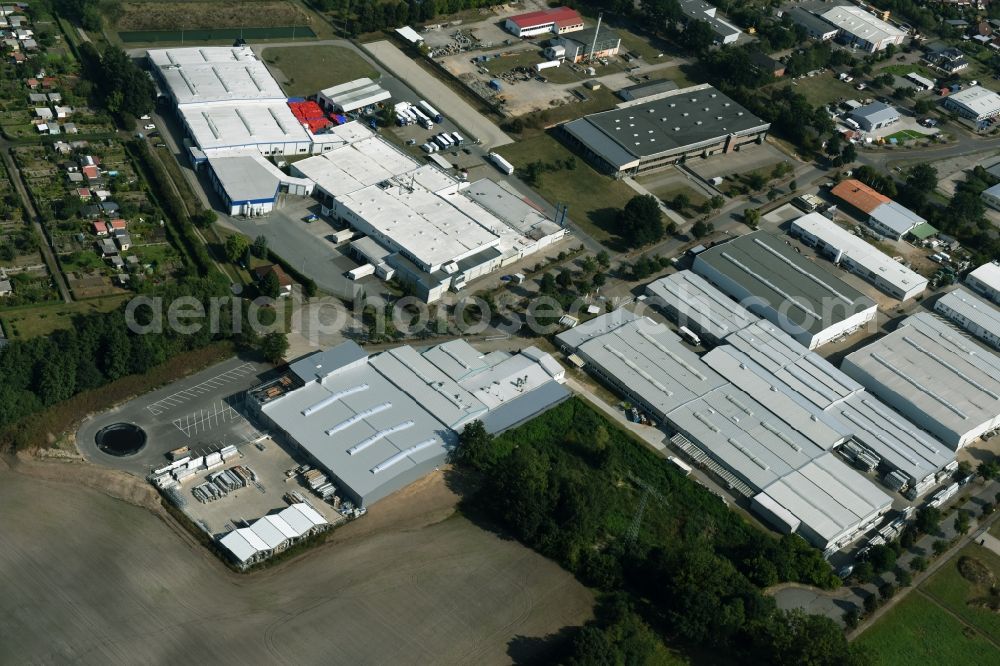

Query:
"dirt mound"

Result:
[[12, 451, 161, 512], [958, 556, 996, 587]]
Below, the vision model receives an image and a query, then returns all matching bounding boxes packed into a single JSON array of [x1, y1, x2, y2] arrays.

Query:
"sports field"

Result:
[[0, 462, 593, 664], [855, 541, 1000, 664]]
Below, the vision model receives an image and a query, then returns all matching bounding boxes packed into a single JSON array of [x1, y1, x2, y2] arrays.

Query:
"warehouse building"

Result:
[[561, 84, 770, 177], [692, 231, 878, 349], [504, 6, 583, 38], [934, 287, 1000, 349], [557, 312, 892, 550], [644, 270, 760, 344], [830, 179, 926, 240], [316, 78, 390, 114], [679, 0, 741, 45], [550, 25, 621, 62], [721, 322, 953, 495], [821, 6, 906, 52], [790, 212, 928, 300], [849, 101, 900, 132], [559, 315, 728, 421], [842, 313, 1000, 448], [206, 153, 313, 216], [148, 46, 286, 106], [252, 340, 568, 508], [942, 85, 1000, 124], [616, 79, 679, 102], [786, 7, 839, 41], [967, 261, 1000, 304], [290, 132, 564, 302]]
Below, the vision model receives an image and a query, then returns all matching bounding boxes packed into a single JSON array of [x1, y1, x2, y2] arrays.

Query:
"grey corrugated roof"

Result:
[[869, 200, 924, 236], [619, 79, 679, 99], [936, 287, 1000, 342], [787, 7, 838, 35], [645, 270, 759, 341], [555, 308, 643, 350], [479, 381, 571, 434], [562, 117, 640, 170], [850, 101, 899, 125], [693, 231, 875, 337], [842, 313, 1000, 446]]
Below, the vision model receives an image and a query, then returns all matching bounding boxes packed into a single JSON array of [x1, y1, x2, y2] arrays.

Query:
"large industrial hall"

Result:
[[251, 340, 569, 508], [556, 313, 896, 551]]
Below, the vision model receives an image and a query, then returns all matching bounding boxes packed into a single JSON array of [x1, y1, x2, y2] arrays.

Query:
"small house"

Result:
[[54, 105, 72, 119], [0, 279, 11, 297], [76, 187, 91, 200], [109, 255, 125, 270], [81, 164, 99, 180], [93, 220, 108, 236], [253, 264, 294, 296], [94, 189, 111, 201], [28, 92, 45, 103], [109, 219, 127, 232], [67, 171, 83, 183], [98, 238, 117, 256], [47, 92, 61, 103], [34, 106, 52, 120], [115, 233, 132, 251], [25, 77, 38, 88]]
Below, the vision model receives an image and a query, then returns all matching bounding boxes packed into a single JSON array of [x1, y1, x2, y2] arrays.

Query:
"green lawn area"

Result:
[[885, 129, 930, 143], [495, 132, 635, 249], [0, 295, 129, 339], [920, 542, 1000, 643], [261, 45, 378, 97], [781, 73, 858, 107], [878, 63, 940, 82], [615, 25, 673, 62], [854, 593, 1000, 666]]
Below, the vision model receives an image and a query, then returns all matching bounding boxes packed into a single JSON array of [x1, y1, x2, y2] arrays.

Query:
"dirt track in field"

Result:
[[0, 459, 593, 664]]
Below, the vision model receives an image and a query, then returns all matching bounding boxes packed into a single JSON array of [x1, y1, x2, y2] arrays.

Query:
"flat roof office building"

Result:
[[842, 313, 1000, 448], [692, 231, 878, 349], [253, 341, 568, 508], [790, 212, 928, 300], [942, 85, 1000, 123], [561, 84, 770, 178], [821, 6, 906, 52]]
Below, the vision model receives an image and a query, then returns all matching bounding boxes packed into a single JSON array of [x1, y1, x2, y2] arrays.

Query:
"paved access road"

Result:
[[363, 40, 513, 150], [76, 356, 273, 476]]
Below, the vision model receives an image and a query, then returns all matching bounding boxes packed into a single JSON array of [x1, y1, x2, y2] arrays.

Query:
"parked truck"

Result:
[[418, 100, 443, 123], [488, 151, 514, 175]]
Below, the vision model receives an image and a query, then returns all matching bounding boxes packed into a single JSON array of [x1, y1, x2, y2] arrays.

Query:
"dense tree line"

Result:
[[78, 43, 155, 126], [453, 402, 863, 664], [310, 0, 504, 36]]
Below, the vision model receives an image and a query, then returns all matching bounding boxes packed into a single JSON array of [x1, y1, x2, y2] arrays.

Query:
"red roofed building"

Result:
[[504, 6, 584, 38], [109, 218, 127, 231], [81, 164, 99, 180], [830, 179, 891, 214], [41, 76, 57, 88], [77, 187, 91, 200], [93, 220, 108, 236], [26, 77, 38, 88], [253, 264, 294, 296]]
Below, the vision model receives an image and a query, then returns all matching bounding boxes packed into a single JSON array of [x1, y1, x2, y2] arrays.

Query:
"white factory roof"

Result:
[[821, 6, 905, 43], [460, 347, 565, 410], [575, 316, 728, 416], [179, 101, 310, 152], [207, 152, 312, 204], [756, 453, 892, 546], [937, 287, 1000, 338], [421, 338, 492, 380], [791, 213, 928, 295], [945, 86, 1000, 118], [335, 167, 503, 270], [292, 133, 420, 196], [319, 77, 390, 112], [220, 527, 270, 563], [555, 308, 643, 350], [645, 270, 760, 341], [148, 46, 286, 105], [842, 313, 1000, 446], [218, 503, 328, 564]]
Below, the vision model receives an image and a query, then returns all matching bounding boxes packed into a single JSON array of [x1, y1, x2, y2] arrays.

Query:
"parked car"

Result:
[[143, 123, 155, 130]]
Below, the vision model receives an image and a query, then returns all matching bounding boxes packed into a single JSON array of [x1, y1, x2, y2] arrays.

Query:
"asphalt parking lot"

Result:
[[77, 356, 275, 476]]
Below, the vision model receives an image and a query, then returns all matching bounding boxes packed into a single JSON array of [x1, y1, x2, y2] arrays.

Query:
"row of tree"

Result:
[[451, 401, 862, 664]]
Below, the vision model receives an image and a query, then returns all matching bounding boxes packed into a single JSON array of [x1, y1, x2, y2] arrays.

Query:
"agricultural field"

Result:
[[855, 541, 1000, 665], [115, 0, 312, 31], [0, 463, 593, 663], [261, 45, 379, 97], [496, 132, 636, 249]]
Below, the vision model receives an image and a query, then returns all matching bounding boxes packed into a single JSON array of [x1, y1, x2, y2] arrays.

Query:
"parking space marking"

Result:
[[173, 400, 246, 438], [147, 363, 256, 416]]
